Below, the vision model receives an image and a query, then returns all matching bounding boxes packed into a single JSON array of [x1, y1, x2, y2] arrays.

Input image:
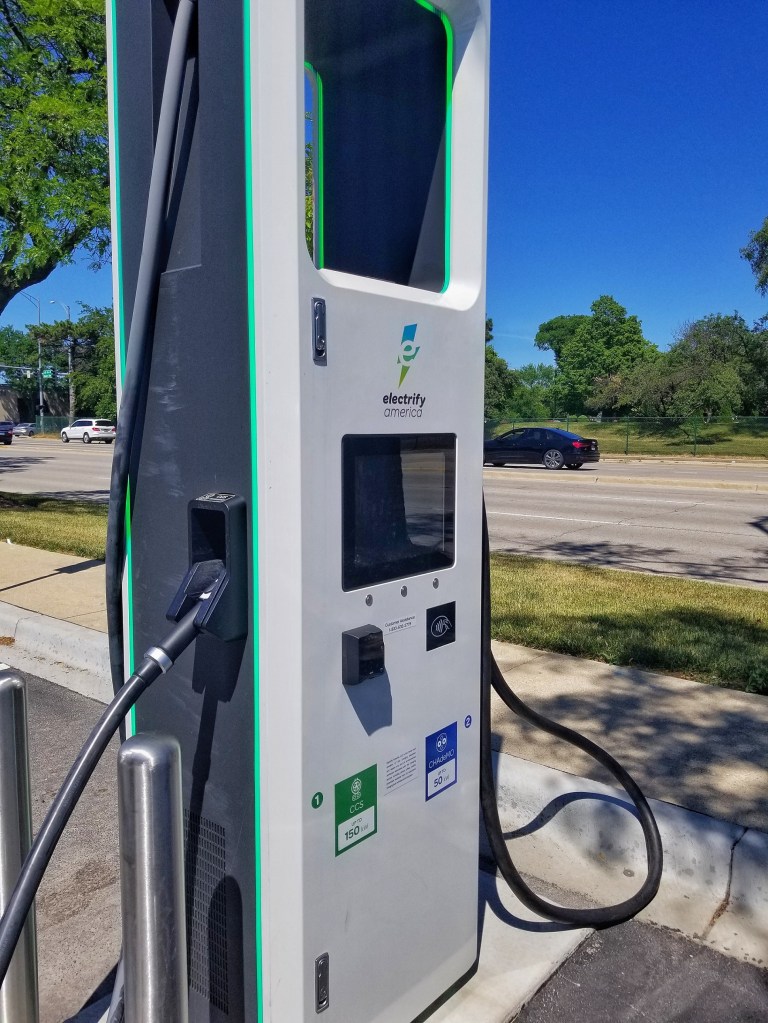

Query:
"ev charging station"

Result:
[[108, 1, 490, 1020], [0, 1, 662, 1019]]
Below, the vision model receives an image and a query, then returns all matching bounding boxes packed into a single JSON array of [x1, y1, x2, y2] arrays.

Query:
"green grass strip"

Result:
[[0, 493, 107, 561], [491, 554, 768, 695]]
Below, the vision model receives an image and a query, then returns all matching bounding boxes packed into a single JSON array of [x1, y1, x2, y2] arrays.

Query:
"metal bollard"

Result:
[[0, 671, 39, 1023], [118, 735, 189, 1023]]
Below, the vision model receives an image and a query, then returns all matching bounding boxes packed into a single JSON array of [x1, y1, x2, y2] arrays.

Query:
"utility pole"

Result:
[[20, 293, 44, 423], [49, 301, 73, 421]]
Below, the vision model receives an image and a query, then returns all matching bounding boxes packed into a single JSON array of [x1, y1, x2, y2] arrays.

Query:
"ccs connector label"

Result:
[[335, 765, 377, 855], [425, 722, 457, 801]]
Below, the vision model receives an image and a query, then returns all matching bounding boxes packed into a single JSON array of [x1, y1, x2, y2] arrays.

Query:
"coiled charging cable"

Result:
[[480, 499, 664, 926]]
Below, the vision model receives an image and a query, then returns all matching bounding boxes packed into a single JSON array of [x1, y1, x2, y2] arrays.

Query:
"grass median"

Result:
[[0, 493, 107, 560], [491, 554, 768, 694]]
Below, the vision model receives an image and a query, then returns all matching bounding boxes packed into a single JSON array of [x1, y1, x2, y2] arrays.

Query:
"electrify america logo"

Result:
[[397, 324, 420, 386], [383, 323, 427, 419]]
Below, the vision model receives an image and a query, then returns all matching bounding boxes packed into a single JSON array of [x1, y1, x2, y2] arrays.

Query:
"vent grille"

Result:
[[185, 810, 229, 1013]]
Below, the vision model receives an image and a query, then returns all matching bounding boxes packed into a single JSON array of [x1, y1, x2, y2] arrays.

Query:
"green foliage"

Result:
[[512, 363, 556, 418], [598, 314, 768, 419], [0, 0, 109, 314], [555, 296, 655, 414], [534, 314, 589, 361], [741, 215, 768, 296], [39, 305, 116, 418], [0, 320, 65, 409], [484, 317, 519, 420], [0, 305, 115, 418]]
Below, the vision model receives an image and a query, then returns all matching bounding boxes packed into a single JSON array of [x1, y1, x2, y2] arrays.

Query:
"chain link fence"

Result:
[[484, 417, 768, 458], [33, 416, 70, 436]]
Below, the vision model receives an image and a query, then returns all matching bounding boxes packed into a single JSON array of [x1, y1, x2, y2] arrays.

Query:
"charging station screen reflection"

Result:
[[342, 434, 456, 590], [305, 0, 450, 291]]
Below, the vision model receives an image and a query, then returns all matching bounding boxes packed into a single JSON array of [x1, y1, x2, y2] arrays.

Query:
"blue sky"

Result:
[[3, 0, 767, 369]]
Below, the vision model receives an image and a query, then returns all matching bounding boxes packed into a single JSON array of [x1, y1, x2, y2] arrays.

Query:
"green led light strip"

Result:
[[414, 0, 454, 294], [108, 0, 136, 736], [307, 2, 454, 291], [243, 1, 265, 1018]]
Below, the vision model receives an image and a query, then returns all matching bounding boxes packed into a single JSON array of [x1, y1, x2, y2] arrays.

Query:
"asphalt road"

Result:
[[515, 918, 768, 1023], [0, 439, 112, 501], [1, 443, 767, 589], [0, 666, 120, 1023], [485, 466, 768, 589]]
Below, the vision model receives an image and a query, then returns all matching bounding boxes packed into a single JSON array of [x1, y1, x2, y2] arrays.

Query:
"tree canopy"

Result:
[[534, 314, 589, 362], [484, 317, 520, 420], [0, 0, 109, 316], [741, 215, 768, 296], [545, 296, 655, 415], [0, 305, 115, 419], [588, 314, 768, 419]]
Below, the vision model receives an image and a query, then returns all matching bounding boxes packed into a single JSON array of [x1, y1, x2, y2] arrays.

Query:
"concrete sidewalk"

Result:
[[0, 543, 107, 633]]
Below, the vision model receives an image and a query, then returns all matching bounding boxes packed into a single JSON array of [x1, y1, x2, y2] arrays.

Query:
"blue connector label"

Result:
[[425, 722, 457, 801]]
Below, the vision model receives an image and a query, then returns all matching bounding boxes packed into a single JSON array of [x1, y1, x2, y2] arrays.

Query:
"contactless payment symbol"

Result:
[[425, 722, 458, 801], [426, 602, 456, 651]]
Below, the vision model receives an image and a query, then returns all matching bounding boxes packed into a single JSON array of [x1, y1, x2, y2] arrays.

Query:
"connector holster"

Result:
[[166, 493, 248, 641]]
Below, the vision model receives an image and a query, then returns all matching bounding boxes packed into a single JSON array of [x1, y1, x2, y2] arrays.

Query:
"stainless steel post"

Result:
[[0, 671, 39, 1023], [118, 735, 188, 1023]]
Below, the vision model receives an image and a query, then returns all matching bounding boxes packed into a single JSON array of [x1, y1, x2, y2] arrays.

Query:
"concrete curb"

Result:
[[492, 752, 768, 967], [0, 600, 111, 703]]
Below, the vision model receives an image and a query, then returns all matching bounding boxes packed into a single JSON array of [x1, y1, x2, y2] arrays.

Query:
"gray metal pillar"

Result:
[[118, 735, 188, 1023], [0, 671, 39, 1023]]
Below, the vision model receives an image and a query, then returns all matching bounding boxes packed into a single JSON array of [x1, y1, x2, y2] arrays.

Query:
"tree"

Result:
[[534, 314, 589, 362], [0, 0, 109, 316], [37, 305, 116, 419], [664, 315, 749, 420], [604, 313, 765, 419], [484, 317, 518, 420], [741, 216, 768, 296], [511, 363, 557, 418], [0, 321, 58, 414], [554, 296, 655, 414]]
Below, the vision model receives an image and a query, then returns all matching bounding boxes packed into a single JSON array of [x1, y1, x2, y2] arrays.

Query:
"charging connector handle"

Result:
[[0, 605, 202, 989]]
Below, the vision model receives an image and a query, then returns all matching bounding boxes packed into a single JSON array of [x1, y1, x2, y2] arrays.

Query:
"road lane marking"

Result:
[[488, 511, 620, 525]]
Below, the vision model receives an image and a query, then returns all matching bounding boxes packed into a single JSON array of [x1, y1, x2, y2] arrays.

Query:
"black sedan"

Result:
[[484, 426, 600, 470]]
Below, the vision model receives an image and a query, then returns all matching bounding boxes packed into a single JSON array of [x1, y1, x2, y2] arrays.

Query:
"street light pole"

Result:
[[20, 293, 43, 424], [49, 301, 73, 422]]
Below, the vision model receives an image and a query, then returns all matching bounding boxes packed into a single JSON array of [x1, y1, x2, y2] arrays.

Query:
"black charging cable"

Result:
[[0, 604, 202, 989], [480, 499, 664, 926], [106, 0, 198, 700]]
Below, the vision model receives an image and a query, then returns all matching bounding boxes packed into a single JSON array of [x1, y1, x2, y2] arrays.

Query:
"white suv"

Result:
[[61, 419, 116, 444]]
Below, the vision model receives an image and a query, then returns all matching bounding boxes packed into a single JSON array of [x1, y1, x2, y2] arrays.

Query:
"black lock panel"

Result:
[[342, 626, 385, 685]]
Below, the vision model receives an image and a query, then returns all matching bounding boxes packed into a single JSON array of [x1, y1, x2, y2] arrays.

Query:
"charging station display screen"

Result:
[[342, 434, 456, 590], [305, 0, 451, 291]]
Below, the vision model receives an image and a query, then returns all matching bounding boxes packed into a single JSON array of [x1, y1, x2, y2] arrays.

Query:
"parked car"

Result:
[[13, 422, 35, 437], [60, 419, 116, 444], [484, 427, 600, 470], [0, 421, 13, 446]]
